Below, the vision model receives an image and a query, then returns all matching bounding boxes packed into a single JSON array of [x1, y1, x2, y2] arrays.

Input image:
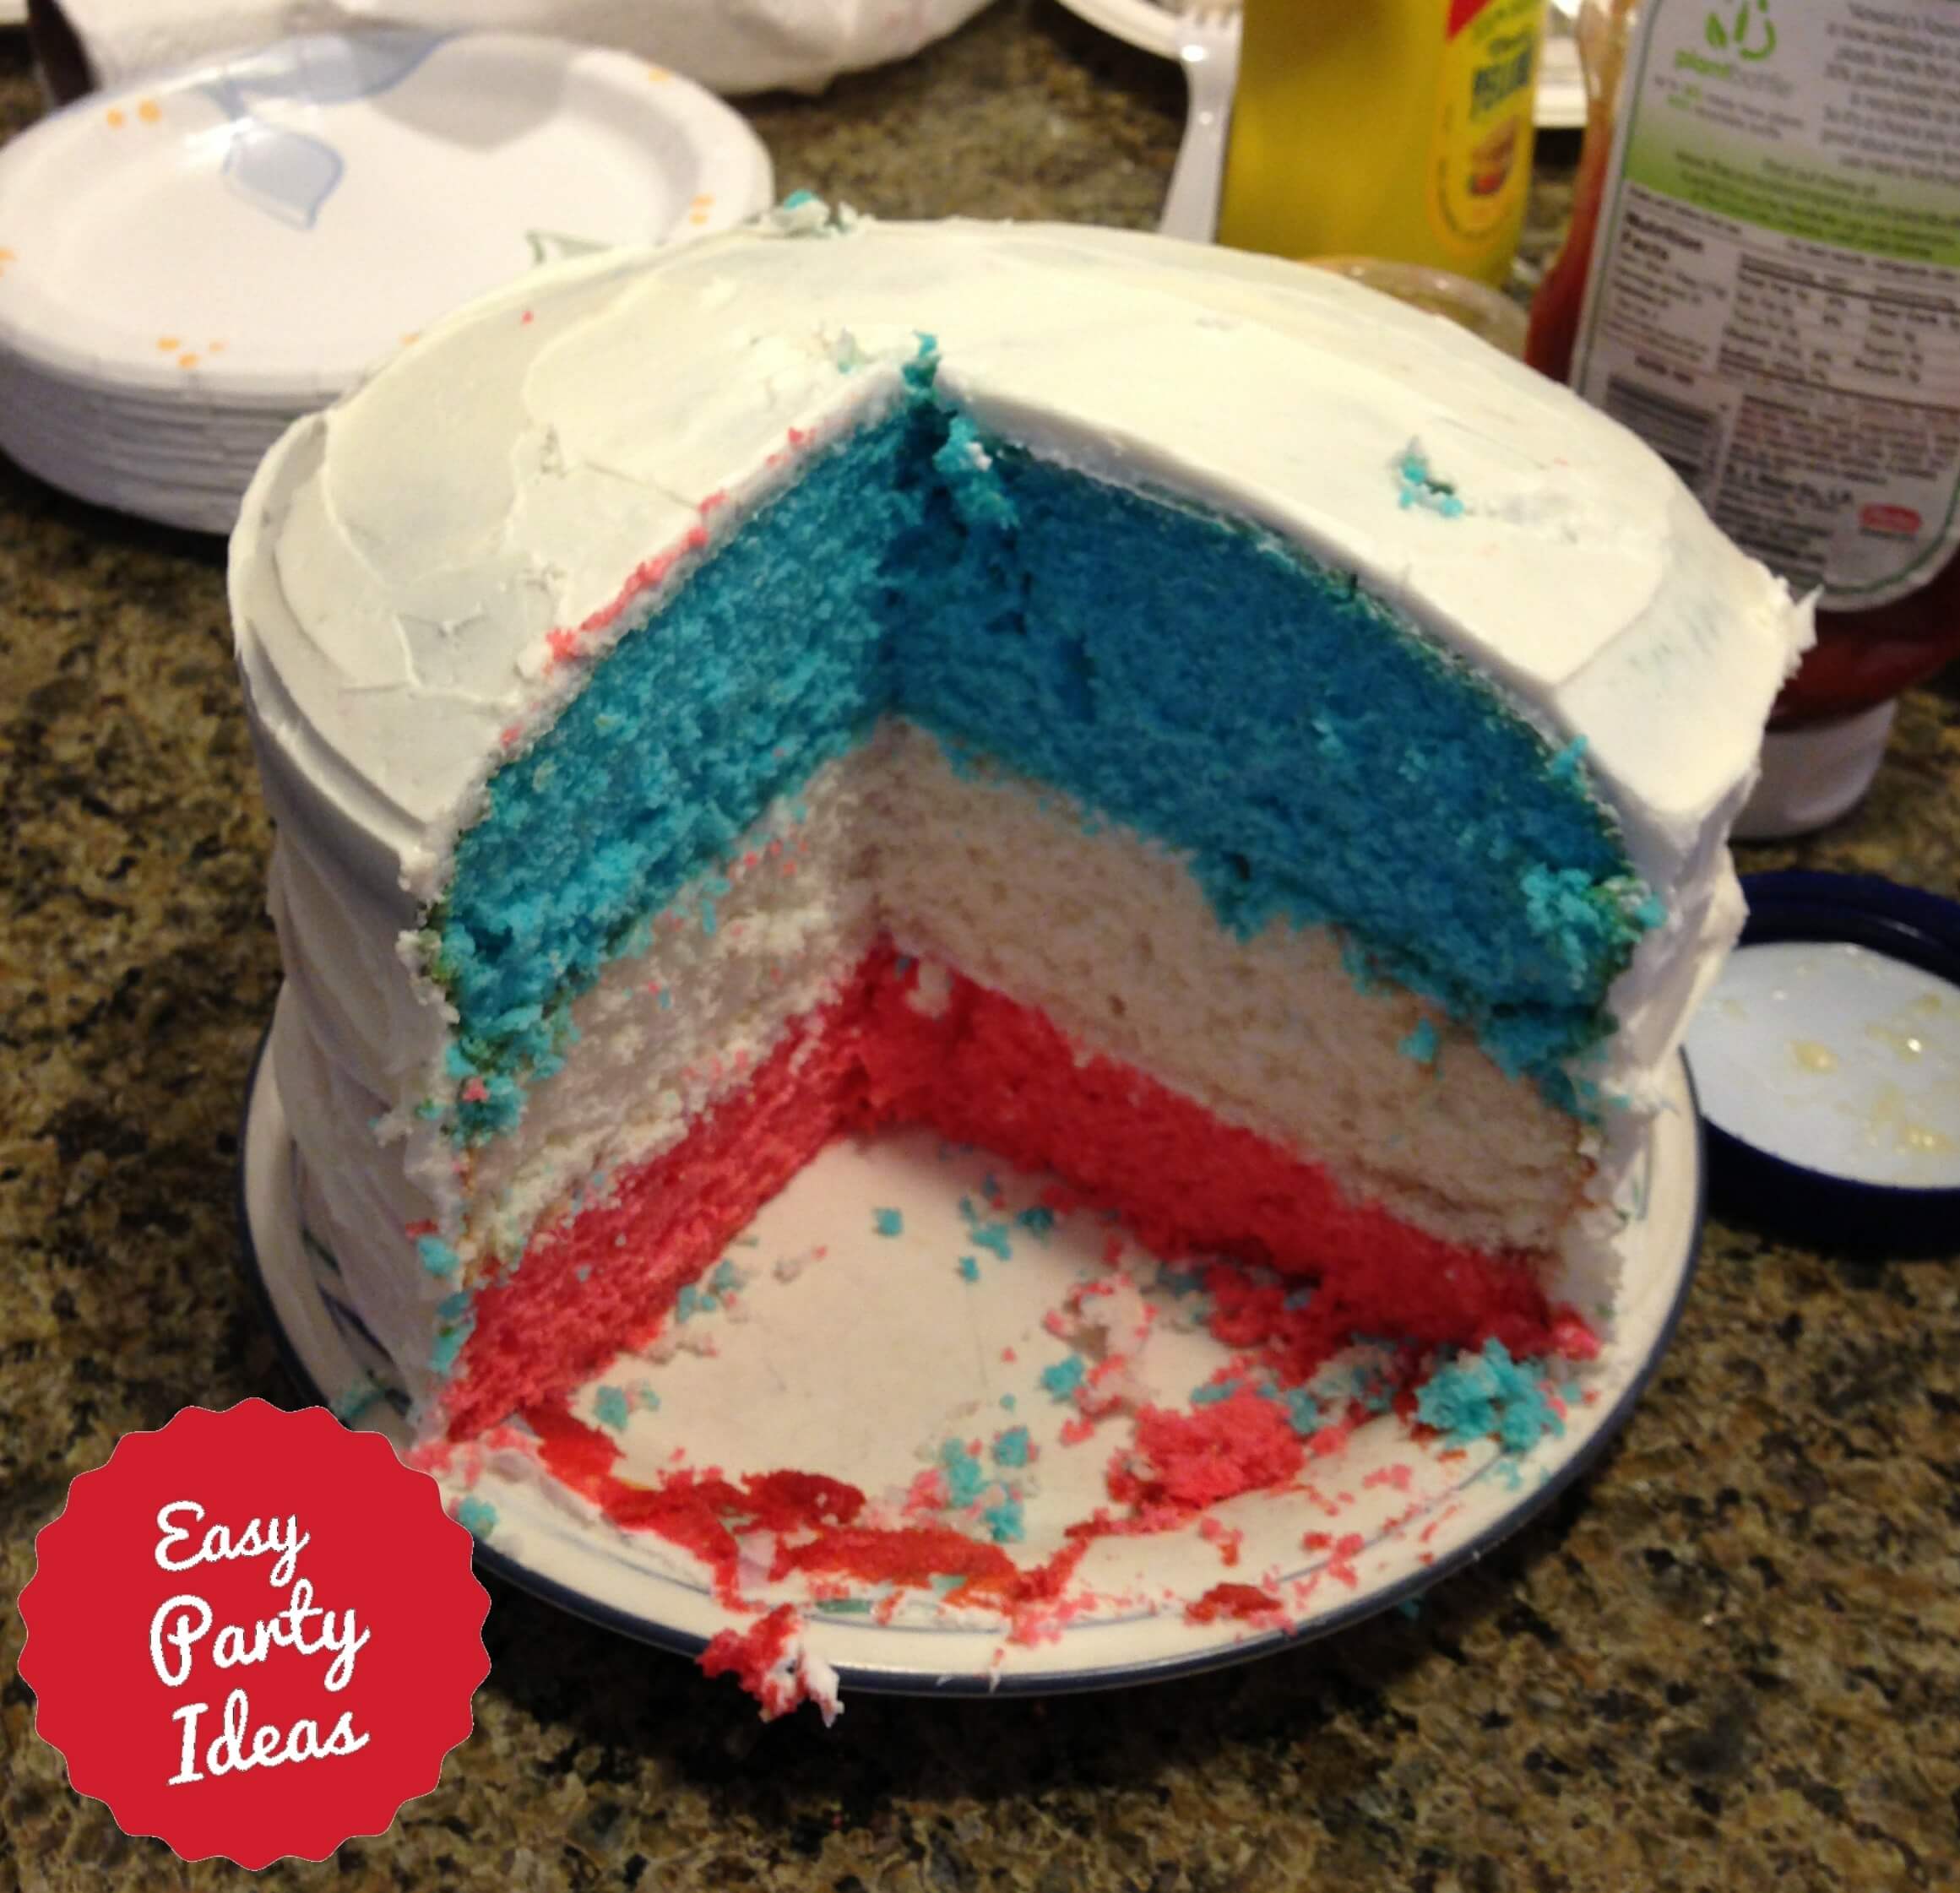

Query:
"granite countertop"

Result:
[[2, 6, 1956, 1889]]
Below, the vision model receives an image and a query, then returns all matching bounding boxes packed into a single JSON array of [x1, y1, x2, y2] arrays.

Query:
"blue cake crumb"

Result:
[[959, 1194, 1014, 1259], [981, 1497, 1026, 1544], [991, 1425, 1032, 1467], [1400, 1017, 1441, 1066], [956, 1255, 980, 1283], [938, 1439, 986, 1507], [417, 1234, 460, 1279], [331, 1378, 383, 1424], [594, 1386, 632, 1433], [429, 1301, 475, 1375], [1415, 1339, 1565, 1453], [1040, 1356, 1086, 1401], [1280, 1386, 1333, 1437], [454, 1495, 498, 1539], [1395, 442, 1469, 518], [873, 1207, 904, 1238]]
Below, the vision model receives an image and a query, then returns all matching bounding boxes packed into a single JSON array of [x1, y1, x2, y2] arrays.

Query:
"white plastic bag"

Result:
[[46, 0, 994, 96]]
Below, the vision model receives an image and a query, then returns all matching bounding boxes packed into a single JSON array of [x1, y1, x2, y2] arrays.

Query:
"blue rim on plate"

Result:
[[235, 1022, 1708, 1696], [1692, 871, 1960, 1257]]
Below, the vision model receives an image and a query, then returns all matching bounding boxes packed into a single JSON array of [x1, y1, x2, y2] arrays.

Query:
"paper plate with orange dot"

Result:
[[0, 30, 771, 529]]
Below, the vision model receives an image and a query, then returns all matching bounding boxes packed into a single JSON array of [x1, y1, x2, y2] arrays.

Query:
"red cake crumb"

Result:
[[1550, 1310, 1603, 1361], [1418, 1505, 1462, 1546], [1197, 1516, 1244, 1567], [774, 1524, 1018, 1601], [699, 1605, 837, 1723], [516, 1395, 1113, 1624], [1108, 1391, 1306, 1514], [700, 1603, 796, 1690], [1186, 1582, 1287, 1627], [1323, 1532, 1366, 1589], [570, 535, 698, 637], [521, 1397, 865, 1607]]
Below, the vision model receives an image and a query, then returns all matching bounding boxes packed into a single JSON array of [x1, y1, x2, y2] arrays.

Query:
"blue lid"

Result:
[[1682, 871, 1960, 1256]]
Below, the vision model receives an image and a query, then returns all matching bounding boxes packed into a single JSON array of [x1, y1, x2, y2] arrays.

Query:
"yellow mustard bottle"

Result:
[[1217, 0, 1545, 288]]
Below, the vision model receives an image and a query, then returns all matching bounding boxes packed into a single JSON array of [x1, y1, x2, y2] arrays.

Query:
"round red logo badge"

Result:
[[19, 1400, 489, 1869]]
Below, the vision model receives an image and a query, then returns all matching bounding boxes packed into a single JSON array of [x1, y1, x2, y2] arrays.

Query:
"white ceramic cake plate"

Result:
[[1056, 1, 1587, 133], [239, 1012, 1703, 1700]]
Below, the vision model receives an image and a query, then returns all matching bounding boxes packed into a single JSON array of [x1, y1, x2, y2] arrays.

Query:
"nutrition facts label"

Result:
[[1572, 0, 1960, 608]]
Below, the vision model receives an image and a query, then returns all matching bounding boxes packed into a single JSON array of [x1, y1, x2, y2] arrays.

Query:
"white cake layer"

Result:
[[459, 752, 882, 1265], [272, 721, 1588, 1370], [871, 726, 1584, 1254]]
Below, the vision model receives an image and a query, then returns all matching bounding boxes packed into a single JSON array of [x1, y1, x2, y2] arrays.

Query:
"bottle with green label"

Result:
[[1529, 0, 1960, 833]]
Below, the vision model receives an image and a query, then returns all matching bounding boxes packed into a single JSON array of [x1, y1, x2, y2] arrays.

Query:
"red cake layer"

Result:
[[847, 960, 1561, 1370], [444, 946, 1560, 1438], [442, 958, 884, 1438]]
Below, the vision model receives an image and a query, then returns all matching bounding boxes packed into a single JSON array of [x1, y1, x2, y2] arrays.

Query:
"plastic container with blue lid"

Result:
[[1683, 871, 1960, 1256]]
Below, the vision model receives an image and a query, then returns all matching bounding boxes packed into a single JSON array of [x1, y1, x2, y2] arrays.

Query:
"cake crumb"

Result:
[[699, 1605, 842, 1725]]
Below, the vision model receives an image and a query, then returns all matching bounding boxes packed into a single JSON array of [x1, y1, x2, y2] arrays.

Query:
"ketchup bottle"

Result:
[[1528, 0, 1960, 835]]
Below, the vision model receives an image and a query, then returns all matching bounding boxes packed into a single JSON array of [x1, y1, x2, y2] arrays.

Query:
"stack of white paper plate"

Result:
[[0, 30, 773, 531]]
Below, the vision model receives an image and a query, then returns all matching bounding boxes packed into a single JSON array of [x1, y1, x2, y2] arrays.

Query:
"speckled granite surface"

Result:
[[2, 8, 1957, 1890]]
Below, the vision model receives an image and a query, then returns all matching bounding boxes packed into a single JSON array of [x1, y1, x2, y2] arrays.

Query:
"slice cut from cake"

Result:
[[232, 208, 1809, 1441]]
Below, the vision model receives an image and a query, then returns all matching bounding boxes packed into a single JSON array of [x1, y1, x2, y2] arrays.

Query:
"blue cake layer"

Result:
[[432, 388, 1656, 1141], [431, 412, 915, 1133]]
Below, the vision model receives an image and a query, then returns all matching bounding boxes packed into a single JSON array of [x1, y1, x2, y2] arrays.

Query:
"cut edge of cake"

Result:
[[231, 209, 1811, 1439]]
